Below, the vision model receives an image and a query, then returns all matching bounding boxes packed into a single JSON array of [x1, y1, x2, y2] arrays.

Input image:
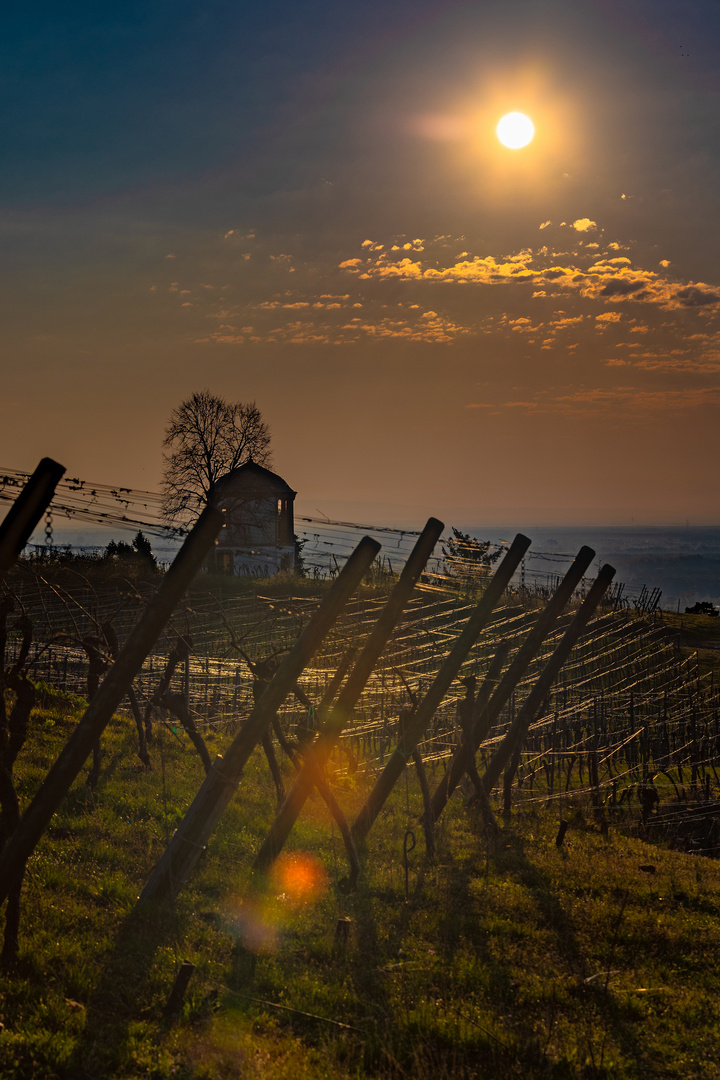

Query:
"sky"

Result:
[[2, 0, 720, 529]]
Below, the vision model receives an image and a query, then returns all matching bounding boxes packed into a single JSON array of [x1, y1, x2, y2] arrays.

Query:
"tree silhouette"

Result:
[[105, 531, 158, 574], [161, 390, 272, 524], [132, 531, 157, 571]]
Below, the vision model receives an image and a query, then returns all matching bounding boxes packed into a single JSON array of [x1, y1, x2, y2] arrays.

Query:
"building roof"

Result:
[[211, 459, 297, 501]]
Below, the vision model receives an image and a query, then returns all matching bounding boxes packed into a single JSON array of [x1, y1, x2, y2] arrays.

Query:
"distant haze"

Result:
[[296, 499, 720, 531]]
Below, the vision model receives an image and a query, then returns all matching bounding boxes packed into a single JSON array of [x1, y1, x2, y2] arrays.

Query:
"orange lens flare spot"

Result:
[[272, 852, 328, 903]]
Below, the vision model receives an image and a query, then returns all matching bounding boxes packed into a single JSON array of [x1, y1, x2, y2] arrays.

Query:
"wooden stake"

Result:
[[137, 534, 381, 907], [251, 519, 444, 873], [429, 545, 596, 823], [481, 563, 616, 799], [0, 503, 225, 905], [163, 960, 195, 1017], [0, 458, 65, 582], [351, 533, 530, 846]]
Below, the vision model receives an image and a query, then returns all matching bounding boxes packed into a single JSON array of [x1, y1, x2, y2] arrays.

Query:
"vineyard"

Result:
[[6, 551, 719, 839], [2, 463, 720, 1078]]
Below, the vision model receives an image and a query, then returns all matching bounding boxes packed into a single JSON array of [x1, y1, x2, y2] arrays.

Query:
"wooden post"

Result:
[[137, 534, 381, 907], [163, 960, 195, 1017], [251, 519, 444, 873], [0, 458, 65, 582], [0, 504, 225, 905], [480, 564, 616, 798], [429, 545, 596, 823], [333, 916, 352, 955], [350, 533, 530, 847]]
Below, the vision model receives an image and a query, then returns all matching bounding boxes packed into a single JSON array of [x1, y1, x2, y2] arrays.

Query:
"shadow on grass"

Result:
[[491, 818, 654, 1077], [70, 900, 183, 1077], [343, 834, 520, 1078]]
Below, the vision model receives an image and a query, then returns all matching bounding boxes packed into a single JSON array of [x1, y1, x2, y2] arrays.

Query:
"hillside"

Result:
[[1, 681, 720, 1080]]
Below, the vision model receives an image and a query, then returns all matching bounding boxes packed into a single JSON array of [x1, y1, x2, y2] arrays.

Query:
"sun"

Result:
[[496, 112, 534, 149]]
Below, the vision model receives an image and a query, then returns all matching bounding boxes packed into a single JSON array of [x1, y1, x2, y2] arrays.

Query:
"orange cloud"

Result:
[[572, 218, 598, 232], [551, 315, 585, 330], [468, 386, 720, 416], [175, 226, 720, 364], [341, 239, 720, 315]]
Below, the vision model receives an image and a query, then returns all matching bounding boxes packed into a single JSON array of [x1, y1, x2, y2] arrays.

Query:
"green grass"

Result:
[[2, 689, 720, 1078], [659, 610, 720, 678]]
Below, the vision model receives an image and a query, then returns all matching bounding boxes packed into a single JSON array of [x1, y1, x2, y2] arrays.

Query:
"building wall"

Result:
[[210, 465, 296, 576], [213, 544, 294, 576]]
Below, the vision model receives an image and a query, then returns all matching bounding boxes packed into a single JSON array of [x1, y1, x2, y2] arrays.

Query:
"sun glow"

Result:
[[496, 112, 534, 149]]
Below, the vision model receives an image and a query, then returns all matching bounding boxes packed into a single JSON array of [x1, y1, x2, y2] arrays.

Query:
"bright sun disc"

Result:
[[496, 112, 534, 149]]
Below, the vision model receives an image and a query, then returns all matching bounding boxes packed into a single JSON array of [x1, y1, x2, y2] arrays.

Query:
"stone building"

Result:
[[208, 460, 296, 576]]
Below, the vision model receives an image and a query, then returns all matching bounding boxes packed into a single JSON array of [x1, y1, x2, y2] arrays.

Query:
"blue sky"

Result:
[[2, 0, 720, 525]]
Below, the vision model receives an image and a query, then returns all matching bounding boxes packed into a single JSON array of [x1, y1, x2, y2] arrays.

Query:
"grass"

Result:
[[660, 610, 720, 676], [2, 686, 720, 1078]]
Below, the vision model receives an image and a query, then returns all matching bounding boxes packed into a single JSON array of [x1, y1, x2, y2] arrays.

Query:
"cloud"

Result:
[[551, 315, 585, 330], [674, 285, 720, 307], [257, 300, 310, 310], [601, 277, 647, 298], [592, 257, 632, 268], [359, 256, 425, 280], [344, 310, 469, 343], [341, 239, 720, 315], [198, 292, 472, 346], [351, 248, 537, 286], [223, 229, 255, 241], [468, 387, 720, 416], [169, 225, 720, 371], [572, 218, 597, 232]]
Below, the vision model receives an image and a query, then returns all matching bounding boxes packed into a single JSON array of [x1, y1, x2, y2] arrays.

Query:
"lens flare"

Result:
[[226, 896, 279, 954], [496, 112, 534, 149], [222, 853, 329, 956], [272, 852, 328, 903]]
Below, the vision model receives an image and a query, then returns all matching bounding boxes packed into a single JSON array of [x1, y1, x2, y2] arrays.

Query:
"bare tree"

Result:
[[161, 390, 272, 524]]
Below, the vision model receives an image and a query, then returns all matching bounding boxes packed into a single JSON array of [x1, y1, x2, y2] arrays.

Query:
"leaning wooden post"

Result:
[[481, 563, 616, 798], [429, 545, 595, 822], [137, 534, 382, 907], [0, 504, 225, 906], [0, 458, 66, 581], [251, 518, 445, 873], [351, 533, 531, 847]]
